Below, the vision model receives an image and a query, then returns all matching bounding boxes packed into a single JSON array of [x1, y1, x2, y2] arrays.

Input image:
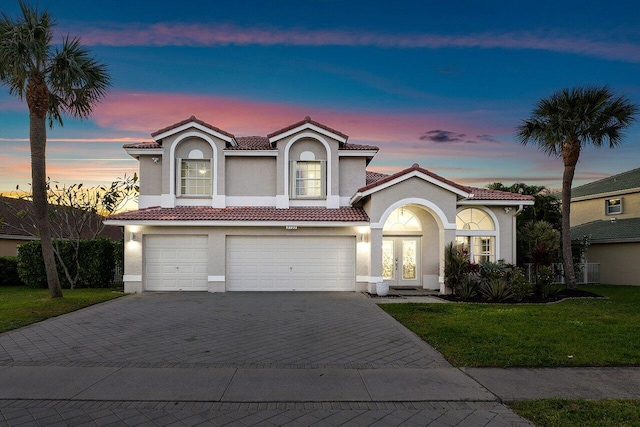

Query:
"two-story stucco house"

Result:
[[105, 116, 533, 294], [570, 167, 640, 285]]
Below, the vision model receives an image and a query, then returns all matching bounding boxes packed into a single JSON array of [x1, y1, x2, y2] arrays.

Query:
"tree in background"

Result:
[[487, 182, 561, 230], [0, 1, 111, 297], [517, 86, 637, 288], [1, 176, 137, 288]]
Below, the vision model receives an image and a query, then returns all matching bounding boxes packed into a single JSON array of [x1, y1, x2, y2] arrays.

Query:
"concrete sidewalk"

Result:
[[465, 367, 640, 401]]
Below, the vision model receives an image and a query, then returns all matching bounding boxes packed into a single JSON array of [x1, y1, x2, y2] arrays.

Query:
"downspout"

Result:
[[513, 205, 524, 263]]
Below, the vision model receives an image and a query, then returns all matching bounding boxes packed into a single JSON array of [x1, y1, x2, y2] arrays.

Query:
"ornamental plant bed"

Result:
[[438, 288, 605, 304]]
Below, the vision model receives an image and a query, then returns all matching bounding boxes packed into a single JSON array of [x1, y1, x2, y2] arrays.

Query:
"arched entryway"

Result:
[[382, 207, 422, 288]]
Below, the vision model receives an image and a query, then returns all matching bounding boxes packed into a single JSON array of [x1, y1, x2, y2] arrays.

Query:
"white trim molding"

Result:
[[208, 276, 225, 282], [154, 122, 234, 144], [371, 198, 457, 230], [125, 148, 163, 157], [123, 275, 142, 282], [283, 132, 333, 203], [269, 122, 347, 144], [458, 199, 534, 206], [338, 150, 378, 157], [224, 150, 278, 157], [104, 220, 370, 228], [170, 131, 219, 201]]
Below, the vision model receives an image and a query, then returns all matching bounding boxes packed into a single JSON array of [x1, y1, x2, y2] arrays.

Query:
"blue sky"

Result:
[[1, 0, 639, 197]]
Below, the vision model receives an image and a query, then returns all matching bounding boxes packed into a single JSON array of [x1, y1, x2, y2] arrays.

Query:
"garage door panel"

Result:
[[227, 236, 354, 291], [145, 235, 208, 291]]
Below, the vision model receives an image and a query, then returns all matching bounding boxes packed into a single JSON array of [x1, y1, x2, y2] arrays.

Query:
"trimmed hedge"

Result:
[[0, 256, 25, 286], [17, 239, 117, 289]]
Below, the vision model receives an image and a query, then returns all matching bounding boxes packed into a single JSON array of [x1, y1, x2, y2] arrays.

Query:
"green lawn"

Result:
[[0, 286, 124, 333], [509, 399, 640, 427], [380, 285, 640, 367]]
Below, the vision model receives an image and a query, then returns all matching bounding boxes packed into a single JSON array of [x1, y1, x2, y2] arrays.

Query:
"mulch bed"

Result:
[[438, 288, 606, 304]]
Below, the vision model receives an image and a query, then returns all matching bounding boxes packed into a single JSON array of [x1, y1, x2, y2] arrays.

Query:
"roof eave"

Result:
[[268, 122, 348, 144]]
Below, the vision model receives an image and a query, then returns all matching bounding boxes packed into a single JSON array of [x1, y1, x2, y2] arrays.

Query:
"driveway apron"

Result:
[[0, 292, 532, 426]]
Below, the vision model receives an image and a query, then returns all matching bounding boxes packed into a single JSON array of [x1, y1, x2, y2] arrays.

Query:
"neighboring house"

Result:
[[105, 116, 533, 294], [570, 167, 640, 285], [0, 195, 122, 257]]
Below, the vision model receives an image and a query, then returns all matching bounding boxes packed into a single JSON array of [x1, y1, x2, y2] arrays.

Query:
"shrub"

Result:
[[444, 242, 471, 295], [0, 256, 25, 286], [536, 265, 559, 298], [479, 260, 513, 283], [457, 275, 479, 300], [17, 238, 116, 289], [509, 267, 534, 301], [480, 278, 513, 302]]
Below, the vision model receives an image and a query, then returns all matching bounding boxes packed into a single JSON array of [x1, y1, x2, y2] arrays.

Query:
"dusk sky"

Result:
[[1, 0, 639, 202]]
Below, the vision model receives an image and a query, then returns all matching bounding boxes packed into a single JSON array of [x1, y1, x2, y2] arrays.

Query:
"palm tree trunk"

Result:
[[27, 76, 63, 298], [561, 157, 579, 290]]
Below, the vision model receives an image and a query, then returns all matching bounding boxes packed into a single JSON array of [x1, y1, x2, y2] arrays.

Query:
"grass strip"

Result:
[[0, 286, 124, 333]]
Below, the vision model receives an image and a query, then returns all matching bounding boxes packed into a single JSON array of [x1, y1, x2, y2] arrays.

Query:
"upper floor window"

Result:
[[291, 160, 325, 199], [179, 159, 211, 196], [605, 198, 622, 215]]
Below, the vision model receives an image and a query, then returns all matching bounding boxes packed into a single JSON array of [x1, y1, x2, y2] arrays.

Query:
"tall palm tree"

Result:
[[0, 1, 110, 298], [517, 86, 637, 289]]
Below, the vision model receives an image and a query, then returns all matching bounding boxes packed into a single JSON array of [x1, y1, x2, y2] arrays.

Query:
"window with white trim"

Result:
[[291, 160, 325, 199], [605, 198, 622, 215], [178, 159, 212, 196], [456, 208, 496, 263]]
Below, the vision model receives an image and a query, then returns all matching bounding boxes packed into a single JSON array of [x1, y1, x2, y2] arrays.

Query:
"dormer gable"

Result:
[[152, 115, 236, 146], [267, 116, 348, 147]]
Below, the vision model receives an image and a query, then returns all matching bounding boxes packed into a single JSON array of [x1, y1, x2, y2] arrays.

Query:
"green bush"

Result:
[[480, 278, 513, 302], [0, 256, 25, 286], [509, 268, 534, 301], [536, 265, 559, 298], [17, 238, 116, 289]]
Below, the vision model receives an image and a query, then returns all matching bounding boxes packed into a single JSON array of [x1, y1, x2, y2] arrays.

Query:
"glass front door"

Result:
[[382, 237, 420, 287]]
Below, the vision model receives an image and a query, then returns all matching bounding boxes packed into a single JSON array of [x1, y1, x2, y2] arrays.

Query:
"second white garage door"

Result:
[[227, 236, 355, 291]]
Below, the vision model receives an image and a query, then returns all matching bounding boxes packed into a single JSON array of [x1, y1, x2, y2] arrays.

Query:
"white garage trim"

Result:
[[226, 236, 355, 291], [145, 235, 209, 291]]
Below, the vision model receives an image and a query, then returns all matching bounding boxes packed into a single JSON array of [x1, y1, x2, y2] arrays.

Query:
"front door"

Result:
[[382, 237, 420, 287]]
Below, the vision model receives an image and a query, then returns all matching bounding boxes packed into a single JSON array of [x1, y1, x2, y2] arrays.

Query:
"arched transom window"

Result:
[[456, 208, 496, 263], [383, 207, 421, 232]]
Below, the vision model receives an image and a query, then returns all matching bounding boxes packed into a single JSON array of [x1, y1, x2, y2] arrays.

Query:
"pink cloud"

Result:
[[69, 23, 640, 63]]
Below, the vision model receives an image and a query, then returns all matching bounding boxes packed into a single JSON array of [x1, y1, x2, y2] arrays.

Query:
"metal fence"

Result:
[[113, 260, 123, 284], [524, 263, 600, 285]]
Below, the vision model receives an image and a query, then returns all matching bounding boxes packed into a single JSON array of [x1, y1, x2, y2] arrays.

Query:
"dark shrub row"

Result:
[[0, 256, 24, 286], [17, 239, 121, 289]]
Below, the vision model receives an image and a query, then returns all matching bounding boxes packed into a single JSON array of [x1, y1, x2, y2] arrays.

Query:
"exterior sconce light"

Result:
[[152, 157, 160, 163], [129, 231, 135, 242], [504, 207, 513, 214]]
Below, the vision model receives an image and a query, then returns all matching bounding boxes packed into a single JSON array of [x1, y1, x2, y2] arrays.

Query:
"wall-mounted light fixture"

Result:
[[152, 157, 160, 163], [504, 207, 513, 214], [129, 231, 135, 242]]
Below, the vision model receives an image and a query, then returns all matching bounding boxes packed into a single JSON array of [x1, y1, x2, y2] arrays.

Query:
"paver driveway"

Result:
[[0, 292, 534, 426], [0, 292, 448, 368]]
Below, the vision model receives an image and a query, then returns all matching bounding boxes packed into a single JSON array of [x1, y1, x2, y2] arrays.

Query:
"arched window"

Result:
[[456, 208, 496, 263], [383, 207, 421, 232]]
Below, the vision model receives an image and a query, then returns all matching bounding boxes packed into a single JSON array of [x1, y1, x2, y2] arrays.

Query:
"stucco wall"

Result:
[[225, 157, 277, 196], [584, 242, 640, 285], [571, 192, 640, 226], [339, 157, 366, 198], [139, 156, 162, 196], [0, 239, 19, 257], [366, 177, 458, 226]]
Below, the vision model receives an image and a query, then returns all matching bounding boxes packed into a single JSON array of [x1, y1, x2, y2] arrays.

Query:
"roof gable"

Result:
[[267, 116, 348, 145], [151, 115, 236, 145], [572, 167, 640, 200]]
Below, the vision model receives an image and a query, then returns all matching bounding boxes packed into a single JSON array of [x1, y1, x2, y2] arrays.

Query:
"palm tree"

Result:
[[0, 1, 110, 297], [517, 86, 637, 289]]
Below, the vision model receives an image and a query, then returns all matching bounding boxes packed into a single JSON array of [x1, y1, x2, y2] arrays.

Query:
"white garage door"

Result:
[[145, 235, 208, 291], [227, 236, 355, 291]]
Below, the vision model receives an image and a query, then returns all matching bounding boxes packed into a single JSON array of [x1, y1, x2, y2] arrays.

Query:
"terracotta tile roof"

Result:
[[108, 206, 369, 222], [358, 163, 470, 194], [571, 217, 640, 242], [123, 141, 161, 149], [151, 115, 235, 139], [267, 116, 349, 141], [357, 164, 534, 202], [366, 171, 389, 185], [226, 136, 273, 150], [572, 167, 640, 199], [467, 187, 534, 201], [339, 143, 379, 151]]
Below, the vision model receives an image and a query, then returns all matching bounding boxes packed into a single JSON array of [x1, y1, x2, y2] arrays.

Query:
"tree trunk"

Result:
[[27, 75, 63, 298], [561, 140, 580, 290]]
